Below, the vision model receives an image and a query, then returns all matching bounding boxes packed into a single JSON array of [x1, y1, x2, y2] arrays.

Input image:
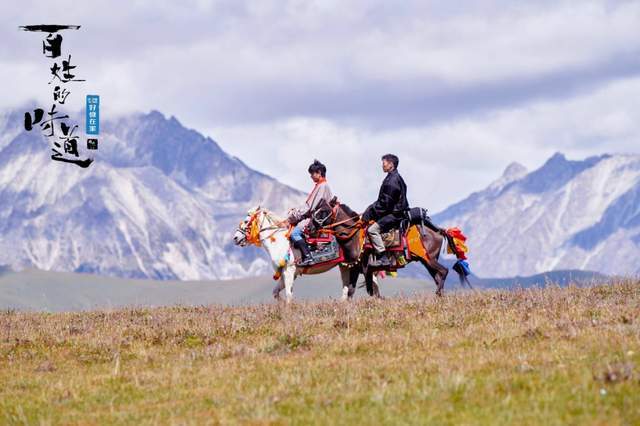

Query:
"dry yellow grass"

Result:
[[1, 280, 639, 425]]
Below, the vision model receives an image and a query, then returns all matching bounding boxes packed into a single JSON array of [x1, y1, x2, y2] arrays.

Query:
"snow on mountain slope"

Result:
[[433, 153, 640, 278], [3, 106, 637, 281], [0, 109, 305, 280]]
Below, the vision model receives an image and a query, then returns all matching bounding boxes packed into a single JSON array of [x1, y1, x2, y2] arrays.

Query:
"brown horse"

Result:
[[311, 199, 463, 298]]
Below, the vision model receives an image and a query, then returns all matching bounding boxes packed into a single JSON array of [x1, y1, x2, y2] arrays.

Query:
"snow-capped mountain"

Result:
[[433, 152, 640, 278], [3, 106, 638, 281], [0, 109, 305, 280]]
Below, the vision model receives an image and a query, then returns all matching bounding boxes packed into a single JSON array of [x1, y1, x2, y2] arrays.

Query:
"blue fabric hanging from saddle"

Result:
[[452, 259, 473, 289], [453, 259, 471, 276]]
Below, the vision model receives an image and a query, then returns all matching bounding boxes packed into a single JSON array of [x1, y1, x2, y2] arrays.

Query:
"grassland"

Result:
[[1, 280, 639, 425]]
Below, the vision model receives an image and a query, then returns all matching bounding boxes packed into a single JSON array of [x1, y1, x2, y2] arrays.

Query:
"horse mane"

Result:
[[337, 202, 360, 218], [263, 209, 285, 223], [250, 206, 285, 223]]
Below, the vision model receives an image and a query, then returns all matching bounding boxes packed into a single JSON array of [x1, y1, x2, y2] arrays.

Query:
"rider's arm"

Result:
[[287, 207, 306, 225]]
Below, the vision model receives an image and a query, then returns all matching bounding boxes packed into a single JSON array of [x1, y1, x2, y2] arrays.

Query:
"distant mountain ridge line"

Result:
[[0, 108, 304, 280], [433, 151, 640, 278], [0, 267, 611, 312], [1, 107, 638, 281]]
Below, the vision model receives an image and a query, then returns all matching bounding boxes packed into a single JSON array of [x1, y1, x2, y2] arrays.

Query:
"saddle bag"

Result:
[[405, 207, 441, 233], [406, 207, 429, 225]]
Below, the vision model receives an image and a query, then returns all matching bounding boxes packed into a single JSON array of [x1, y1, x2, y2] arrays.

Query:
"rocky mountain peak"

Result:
[[434, 152, 640, 278], [0, 107, 305, 280], [502, 162, 528, 179]]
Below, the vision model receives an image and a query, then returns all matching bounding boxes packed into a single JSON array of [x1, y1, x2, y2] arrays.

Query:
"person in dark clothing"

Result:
[[362, 154, 409, 267]]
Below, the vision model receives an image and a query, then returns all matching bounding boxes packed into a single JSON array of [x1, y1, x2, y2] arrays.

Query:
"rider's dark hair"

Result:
[[308, 159, 327, 177], [382, 154, 399, 169]]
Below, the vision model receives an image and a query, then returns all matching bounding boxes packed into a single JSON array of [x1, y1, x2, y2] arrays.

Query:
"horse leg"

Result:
[[372, 274, 381, 298], [420, 258, 448, 297], [283, 265, 296, 304], [365, 270, 382, 298], [348, 267, 359, 299], [339, 265, 352, 301], [273, 279, 285, 300], [364, 270, 374, 296], [418, 227, 450, 297]]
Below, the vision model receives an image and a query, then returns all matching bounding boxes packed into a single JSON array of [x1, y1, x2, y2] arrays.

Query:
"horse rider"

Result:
[[280, 159, 333, 266], [362, 153, 409, 267]]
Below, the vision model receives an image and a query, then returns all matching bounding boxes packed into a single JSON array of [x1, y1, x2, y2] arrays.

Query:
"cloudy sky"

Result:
[[3, 0, 640, 212]]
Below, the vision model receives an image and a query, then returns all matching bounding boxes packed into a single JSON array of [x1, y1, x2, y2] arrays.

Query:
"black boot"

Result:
[[293, 239, 314, 266]]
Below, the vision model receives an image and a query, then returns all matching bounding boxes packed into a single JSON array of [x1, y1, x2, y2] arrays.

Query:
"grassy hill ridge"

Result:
[[1, 280, 638, 424], [0, 267, 609, 312]]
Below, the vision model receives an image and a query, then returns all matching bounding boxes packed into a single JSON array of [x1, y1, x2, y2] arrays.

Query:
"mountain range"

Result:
[[0, 108, 304, 280], [1, 107, 639, 282], [434, 152, 640, 278]]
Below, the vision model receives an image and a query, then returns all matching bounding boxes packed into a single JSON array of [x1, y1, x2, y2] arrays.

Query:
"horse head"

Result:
[[233, 206, 263, 247], [234, 206, 286, 247]]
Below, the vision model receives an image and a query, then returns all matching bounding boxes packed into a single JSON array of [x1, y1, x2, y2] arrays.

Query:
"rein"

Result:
[[318, 208, 366, 241], [317, 208, 368, 265]]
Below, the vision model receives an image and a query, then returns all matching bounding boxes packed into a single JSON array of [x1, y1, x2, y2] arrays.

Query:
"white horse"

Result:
[[232, 206, 359, 303]]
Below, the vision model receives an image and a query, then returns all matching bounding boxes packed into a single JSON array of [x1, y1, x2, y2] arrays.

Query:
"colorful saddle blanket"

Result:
[[296, 233, 343, 266]]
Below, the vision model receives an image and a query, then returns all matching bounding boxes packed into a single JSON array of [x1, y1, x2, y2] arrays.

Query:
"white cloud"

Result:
[[2, 0, 640, 214], [3, 0, 640, 122], [210, 74, 640, 213]]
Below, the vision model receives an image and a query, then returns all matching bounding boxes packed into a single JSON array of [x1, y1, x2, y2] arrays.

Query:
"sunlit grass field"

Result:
[[1, 280, 638, 425]]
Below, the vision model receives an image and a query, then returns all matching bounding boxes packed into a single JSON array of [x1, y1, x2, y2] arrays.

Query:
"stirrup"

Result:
[[296, 256, 314, 266]]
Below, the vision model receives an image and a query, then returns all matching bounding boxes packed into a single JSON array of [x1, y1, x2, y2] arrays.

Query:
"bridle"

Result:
[[236, 208, 287, 247], [311, 207, 333, 228]]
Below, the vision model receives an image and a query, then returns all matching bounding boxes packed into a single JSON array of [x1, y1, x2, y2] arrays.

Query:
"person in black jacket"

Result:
[[362, 154, 409, 267]]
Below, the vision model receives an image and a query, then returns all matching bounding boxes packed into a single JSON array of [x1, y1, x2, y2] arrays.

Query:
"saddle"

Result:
[[363, 228, 406, 252], [363, 224, 433, 270], [363, 207, 440, 254]]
